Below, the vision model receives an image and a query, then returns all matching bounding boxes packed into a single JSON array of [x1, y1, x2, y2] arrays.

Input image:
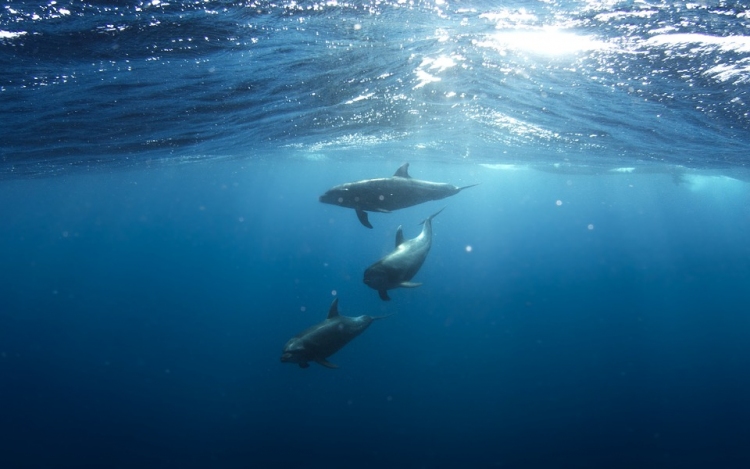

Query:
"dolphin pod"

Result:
[[282, 163, 474, 369], [319, 162, 477, 228]]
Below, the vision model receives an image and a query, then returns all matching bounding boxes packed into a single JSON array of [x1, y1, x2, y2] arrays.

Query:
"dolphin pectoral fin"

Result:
[[378, 290, 391, 301], [299, 362, 310, 369], [394, 162, 411, 178], [399, 282, 422, 288], [315, 358, 339, 369], [356, 209, 373, 229]]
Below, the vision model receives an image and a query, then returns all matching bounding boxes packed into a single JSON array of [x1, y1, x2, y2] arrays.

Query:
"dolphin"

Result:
[[280, 298, 390, 369], [319, 163, 476, 228], [363, 208, 444, 301]]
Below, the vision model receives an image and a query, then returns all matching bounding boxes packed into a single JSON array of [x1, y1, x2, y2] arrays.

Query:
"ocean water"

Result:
[[2, 1, 750, 468]]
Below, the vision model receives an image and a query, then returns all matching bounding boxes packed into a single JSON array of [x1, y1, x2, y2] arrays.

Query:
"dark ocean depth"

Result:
[[2, 1, 750, 468]]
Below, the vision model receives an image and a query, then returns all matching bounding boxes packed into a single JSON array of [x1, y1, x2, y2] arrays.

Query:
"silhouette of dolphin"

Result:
[[319, 163, 476, 228], [363, 208, 444, 301], [280, 298, 390, 369]]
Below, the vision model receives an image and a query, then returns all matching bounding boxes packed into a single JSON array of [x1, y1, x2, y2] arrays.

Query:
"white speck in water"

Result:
[[465, 245, 473, 253], [588, 224, 594, 230], [379, 195, 385, 201], [556, 200, 563, 206]]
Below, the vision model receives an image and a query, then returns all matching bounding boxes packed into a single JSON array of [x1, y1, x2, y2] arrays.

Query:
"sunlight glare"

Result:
[[476, 29, 607, 57]]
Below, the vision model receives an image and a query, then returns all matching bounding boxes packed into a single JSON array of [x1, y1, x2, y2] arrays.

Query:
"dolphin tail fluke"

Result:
[[378, 290, 391, 301], [315, 358, 339, 369], [356, 208, 373, 228]]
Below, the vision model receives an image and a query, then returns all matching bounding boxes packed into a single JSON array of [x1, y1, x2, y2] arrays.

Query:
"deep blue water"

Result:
[[2, 1, 750, 468]]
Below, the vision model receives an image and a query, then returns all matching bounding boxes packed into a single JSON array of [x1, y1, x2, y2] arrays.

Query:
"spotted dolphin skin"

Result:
[[280, 298, 390, 369], [363, 208, 444, 301], [319, 163, 476, 228]]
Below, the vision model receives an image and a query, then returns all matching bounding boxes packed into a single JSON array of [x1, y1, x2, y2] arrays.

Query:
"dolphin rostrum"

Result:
[[319, 163, 476, 228], [280, 298, 390, 369], [363, 208, 444, 301]]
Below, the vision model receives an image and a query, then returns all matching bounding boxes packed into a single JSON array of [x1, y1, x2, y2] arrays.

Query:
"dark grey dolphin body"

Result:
[[363, 208, 443, 301], [280, 298, 388, 369], [319, 163, 475, 228]]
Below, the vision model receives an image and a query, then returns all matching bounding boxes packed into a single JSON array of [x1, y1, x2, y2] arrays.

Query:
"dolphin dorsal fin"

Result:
[[395, 226, 405, 248], [327, 298, 340, 319], [394, 163, 411, 178]]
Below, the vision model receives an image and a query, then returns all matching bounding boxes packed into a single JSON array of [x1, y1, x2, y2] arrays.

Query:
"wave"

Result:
[[1, 0, 749, 177]]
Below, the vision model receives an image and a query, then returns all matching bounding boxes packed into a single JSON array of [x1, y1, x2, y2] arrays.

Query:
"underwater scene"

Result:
[[2, 1, 750, 468]]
